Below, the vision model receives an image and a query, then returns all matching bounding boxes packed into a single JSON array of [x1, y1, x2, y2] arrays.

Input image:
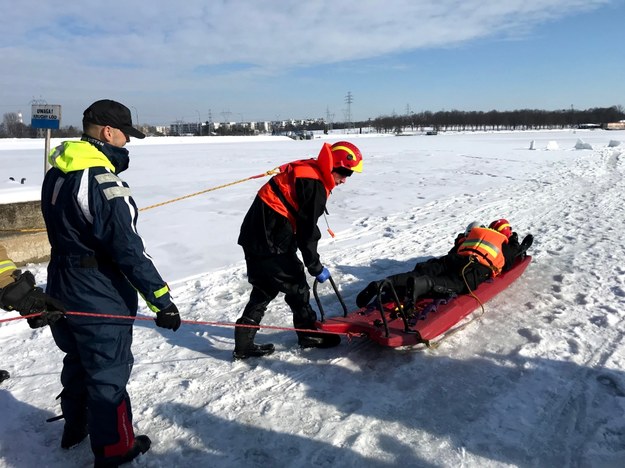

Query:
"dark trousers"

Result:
[[51, 316, 135, 457], [389, 253, 492, 298], [241, 252, 317, 329]]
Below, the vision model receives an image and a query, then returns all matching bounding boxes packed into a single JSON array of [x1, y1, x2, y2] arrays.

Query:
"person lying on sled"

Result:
[[355, 219, 534, 308]]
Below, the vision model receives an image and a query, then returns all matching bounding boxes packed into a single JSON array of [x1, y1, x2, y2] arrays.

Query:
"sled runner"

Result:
[[314, 255, 532, 347]]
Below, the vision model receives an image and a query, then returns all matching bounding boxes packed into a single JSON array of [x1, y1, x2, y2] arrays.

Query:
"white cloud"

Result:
[[2, 0, 612, 71], [0, 0, 615, 123]]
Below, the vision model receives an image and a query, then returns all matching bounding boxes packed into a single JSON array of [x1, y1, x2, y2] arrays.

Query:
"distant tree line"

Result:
[[1, 106, 623, 138], [362, 106, 625, 133]]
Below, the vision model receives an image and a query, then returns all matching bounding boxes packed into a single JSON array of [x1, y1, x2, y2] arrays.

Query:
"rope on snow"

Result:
[[0, 311, 357, 339]]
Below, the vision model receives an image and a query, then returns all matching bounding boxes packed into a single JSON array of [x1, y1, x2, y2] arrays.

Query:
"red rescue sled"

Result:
[[315, 255, 532, 347]]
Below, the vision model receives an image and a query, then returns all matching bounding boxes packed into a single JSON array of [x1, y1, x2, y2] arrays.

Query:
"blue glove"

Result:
[[316, 267, 331, 283]]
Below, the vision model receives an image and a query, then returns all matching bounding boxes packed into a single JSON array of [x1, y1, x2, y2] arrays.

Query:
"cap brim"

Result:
[[122, 126, 146, 139]]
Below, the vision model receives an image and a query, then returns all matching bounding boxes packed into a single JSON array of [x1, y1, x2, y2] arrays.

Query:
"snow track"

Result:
[[3, 133, 625, 467]]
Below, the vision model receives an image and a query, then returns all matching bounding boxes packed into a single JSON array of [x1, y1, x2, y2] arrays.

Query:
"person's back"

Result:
[[41, 137, 175, 320]]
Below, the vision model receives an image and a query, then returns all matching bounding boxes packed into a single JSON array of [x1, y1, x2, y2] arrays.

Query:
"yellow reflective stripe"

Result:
[[462, 239, 501, 258], [0, 260, 17, 275], [137, 285, 170, 312], [350, 159, 363, 172], [332, 145, 356, 158], [154, 285, 170, 299]]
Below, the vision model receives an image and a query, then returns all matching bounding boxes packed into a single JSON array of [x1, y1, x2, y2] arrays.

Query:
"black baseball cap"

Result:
[[83, 99, 145, 139]]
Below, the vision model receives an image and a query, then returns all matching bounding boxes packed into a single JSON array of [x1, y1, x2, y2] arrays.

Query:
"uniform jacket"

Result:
[[238, 152, 336, 277], [41, 136, 172, 316]]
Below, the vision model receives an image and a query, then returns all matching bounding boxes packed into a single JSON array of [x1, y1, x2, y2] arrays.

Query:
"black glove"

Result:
[[0, 271, 65, 328], [24, 289, 65, 328], [155, 303, 181, 331], [509, 232, 519, 245]]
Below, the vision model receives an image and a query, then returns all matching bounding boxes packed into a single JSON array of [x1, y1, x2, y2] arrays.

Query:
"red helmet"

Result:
[[330, 141, 363, 173], [489, 218, 512, 238]]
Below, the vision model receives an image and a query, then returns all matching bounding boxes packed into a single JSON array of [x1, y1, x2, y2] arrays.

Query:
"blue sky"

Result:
[[1, 0, 623, 126]]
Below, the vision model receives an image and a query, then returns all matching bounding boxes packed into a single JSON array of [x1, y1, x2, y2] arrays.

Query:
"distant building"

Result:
[[170, 122, 200, 135], [603, 121, 625, 130]]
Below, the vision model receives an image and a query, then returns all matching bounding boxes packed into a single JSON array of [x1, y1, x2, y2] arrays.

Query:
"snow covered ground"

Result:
[[1, 129, 625, 467]]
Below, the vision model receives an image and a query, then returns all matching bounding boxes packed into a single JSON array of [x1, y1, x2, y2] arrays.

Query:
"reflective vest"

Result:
[[258, 158, 333, 231], [457, 227, 507, 276], [0, 245, 17, 288]]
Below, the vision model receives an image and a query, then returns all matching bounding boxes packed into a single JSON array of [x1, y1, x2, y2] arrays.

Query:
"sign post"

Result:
[[31, 104, 61, 175]]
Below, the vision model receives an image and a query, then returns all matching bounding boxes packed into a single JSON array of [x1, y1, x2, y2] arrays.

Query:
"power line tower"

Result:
[[405, 104, 412, 131], [344, 91, 353, 131], [325, 106, 334, 132]]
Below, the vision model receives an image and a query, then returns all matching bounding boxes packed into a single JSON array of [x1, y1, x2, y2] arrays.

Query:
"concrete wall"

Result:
[[0, 201, 50, 266], [0, 200, 45, 230]]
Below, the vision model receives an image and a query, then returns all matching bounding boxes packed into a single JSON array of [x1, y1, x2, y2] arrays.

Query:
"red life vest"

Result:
[[258, 145, 336, 231], [457, 227, 507, 276]]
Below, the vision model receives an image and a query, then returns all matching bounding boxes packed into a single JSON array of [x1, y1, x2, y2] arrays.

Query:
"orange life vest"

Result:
[[258, 154, 335, 231], [457, 226, 507, 276]]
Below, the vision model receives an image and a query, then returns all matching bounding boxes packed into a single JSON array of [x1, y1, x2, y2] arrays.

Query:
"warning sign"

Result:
[[31, 105, 62, 129]]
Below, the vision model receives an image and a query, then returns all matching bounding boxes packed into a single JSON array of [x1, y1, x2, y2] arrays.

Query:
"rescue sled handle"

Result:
[[313, 276, 349, 322]]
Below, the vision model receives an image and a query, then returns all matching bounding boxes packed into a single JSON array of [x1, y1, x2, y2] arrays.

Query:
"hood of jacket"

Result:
[[48, 136, 130, 174]]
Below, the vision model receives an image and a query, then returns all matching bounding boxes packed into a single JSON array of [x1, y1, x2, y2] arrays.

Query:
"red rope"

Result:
[[1, 311, 356, 338]]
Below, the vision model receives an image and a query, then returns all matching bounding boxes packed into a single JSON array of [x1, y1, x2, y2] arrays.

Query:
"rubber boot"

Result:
[[93, 435, 151, 468], [297, 330, 341, 349], [406, 275, 433, 303], [233, 317, 275, 359], [293, 305, 341, 349], [356, 281, 381, 308]]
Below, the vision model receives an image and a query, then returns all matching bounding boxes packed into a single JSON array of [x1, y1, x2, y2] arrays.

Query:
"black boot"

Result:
[[297, 330, 341, 349], [356, 281, 380, 308], [93, 434, 151, 468], [291, 303, 341, 349], [233, 317, 275, 360], [406, 276, 433, 303], [0, 369, 9, 383]]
